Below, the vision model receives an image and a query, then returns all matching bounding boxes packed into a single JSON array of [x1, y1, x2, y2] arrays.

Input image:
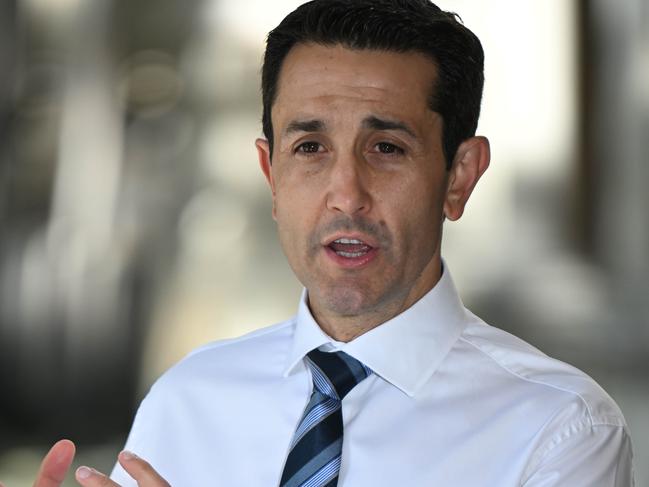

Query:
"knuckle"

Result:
[[82, 470, 114, 487], [99, 475, 114, 487], [120, 452, 169, 486]]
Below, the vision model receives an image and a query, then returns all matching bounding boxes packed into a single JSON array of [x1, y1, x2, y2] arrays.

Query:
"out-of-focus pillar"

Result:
[[585, 0, 649, 327]]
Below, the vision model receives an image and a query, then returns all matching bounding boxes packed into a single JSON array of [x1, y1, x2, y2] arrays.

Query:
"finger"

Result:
[[34, 439, 76, 487], [118, 451, 170, 487], [75, 466, 119, 487]]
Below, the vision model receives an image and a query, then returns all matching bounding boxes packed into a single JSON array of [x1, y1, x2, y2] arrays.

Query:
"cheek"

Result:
[[273, 185, 319, 248], [274, 165, 328, 215], [388, 173, 444, 215], [389, 183, 445, 248]]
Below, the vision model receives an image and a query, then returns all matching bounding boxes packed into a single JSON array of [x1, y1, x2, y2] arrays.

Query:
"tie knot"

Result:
[[305, 349, 372, 400]]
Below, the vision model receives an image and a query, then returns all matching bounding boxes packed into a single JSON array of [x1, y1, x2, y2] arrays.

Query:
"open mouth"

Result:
[[327, 237, 374, 258]]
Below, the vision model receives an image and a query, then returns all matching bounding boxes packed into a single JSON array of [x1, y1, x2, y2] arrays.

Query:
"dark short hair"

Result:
[[261, 0, 484, 169]]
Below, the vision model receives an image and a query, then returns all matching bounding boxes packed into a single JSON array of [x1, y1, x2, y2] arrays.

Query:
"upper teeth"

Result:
[[335, 238, 363, 244]]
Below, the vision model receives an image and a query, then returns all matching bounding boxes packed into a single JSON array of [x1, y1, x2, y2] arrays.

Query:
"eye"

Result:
[[375, 142, 405, 155], [295, 141, 323, 154]]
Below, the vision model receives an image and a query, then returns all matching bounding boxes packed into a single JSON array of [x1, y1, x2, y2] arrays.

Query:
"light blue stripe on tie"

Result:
[[302, 455, 341, 487], [291, 397, 339, 447], [282, 438, 342, 487], [309, 361, 338, 399]]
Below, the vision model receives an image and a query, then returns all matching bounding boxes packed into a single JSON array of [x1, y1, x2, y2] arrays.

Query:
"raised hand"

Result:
[[0, 439, 171, 487]]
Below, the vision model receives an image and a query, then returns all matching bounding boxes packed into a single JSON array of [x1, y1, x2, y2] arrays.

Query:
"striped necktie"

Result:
[[280, 349, 372, 487]]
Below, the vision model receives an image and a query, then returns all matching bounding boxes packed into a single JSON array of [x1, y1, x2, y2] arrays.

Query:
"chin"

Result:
[[320, 285, 381, 318]]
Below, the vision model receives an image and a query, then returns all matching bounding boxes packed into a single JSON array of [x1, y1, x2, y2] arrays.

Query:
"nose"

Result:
[[325, 153, 372, 216]]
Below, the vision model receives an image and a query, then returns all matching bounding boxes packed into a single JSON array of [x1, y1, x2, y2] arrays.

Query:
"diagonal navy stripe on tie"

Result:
[[280, 349, 371, 487], [283, 439, 342, 487]]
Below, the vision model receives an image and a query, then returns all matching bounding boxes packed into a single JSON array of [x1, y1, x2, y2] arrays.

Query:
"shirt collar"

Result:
[[283, 264, 468, 397]]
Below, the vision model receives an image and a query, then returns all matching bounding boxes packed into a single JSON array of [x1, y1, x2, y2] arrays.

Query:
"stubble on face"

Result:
[[305, 214, 395, 316]]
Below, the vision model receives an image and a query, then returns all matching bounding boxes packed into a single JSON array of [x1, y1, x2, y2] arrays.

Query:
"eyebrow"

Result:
[[283, 119, 327, 136], [362, 115, 418, 139], [281, 115, 418, 140]]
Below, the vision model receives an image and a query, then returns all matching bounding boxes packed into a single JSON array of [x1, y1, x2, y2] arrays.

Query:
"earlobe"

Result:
[[255, 138, 278, 219], [443, 136, 490, 221]]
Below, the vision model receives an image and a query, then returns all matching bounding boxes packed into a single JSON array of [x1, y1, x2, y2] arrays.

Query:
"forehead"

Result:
[[272, 43, 438, 129]]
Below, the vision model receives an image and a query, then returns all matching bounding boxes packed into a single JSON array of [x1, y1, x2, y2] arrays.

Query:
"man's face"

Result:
[[258, 43, 462, 334]]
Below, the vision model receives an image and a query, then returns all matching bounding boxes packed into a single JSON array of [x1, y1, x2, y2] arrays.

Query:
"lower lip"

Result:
[[323, 246, 379, 269]]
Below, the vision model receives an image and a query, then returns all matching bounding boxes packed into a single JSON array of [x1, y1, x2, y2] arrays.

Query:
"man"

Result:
[[25, 0, 634, 485]]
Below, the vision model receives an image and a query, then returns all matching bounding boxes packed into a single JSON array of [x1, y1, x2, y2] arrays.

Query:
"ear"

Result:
[[444, 136, 490, 221], [255, 138, 277, 219]]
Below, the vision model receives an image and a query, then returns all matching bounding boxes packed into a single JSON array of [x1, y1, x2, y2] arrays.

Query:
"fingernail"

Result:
[[121, 450, 138, 460], [76, 466, 94, 480]]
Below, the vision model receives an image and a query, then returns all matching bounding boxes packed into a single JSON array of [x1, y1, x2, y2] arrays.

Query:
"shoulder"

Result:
[[185, 317, 296, 361], [150, 317, 296, 393], [457, 311, 626, 429], [455, 312, 633, 481]]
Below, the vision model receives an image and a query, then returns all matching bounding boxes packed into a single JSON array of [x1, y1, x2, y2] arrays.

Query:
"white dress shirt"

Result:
[[111, 268, 634, 486]]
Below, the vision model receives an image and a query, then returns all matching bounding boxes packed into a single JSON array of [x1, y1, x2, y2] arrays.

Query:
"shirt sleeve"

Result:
[[522, 422, 634, 487]]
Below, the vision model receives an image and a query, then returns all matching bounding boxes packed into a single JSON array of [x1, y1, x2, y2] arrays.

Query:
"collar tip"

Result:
[[283, 361, 300, 377], [397, 382, 420, 398]]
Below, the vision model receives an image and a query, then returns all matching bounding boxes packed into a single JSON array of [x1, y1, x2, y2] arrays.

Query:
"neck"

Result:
[[309, 260, 443, 342], [310, 305, 398, 342]]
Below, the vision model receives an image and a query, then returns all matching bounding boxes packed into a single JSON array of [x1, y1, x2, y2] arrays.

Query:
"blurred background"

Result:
[[0, 0, 647, 484]]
